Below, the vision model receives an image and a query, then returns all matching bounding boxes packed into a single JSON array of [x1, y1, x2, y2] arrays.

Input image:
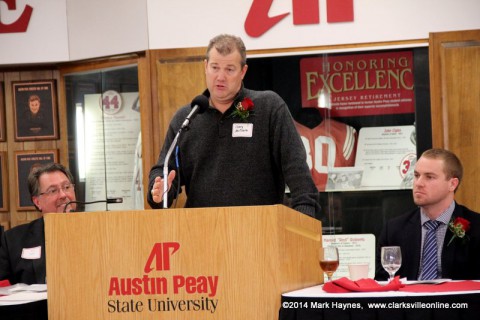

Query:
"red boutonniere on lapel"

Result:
[[230, 97, 254, 122], [447, 217, 471, 246]]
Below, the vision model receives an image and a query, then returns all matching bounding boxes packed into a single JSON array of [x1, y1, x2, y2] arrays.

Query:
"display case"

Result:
[[243, 47, 431, 238], [63, 65, 143, 212]]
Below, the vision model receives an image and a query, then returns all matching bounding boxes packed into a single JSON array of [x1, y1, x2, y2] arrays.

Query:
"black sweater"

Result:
[[147, 88, 319, 216]]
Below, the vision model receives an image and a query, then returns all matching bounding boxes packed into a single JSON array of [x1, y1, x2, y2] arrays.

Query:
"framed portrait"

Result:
[[0, 152, 8, 211], [12, 80, 59, 141], [0, 82, 5, 142], [15, 150, 58, 210]]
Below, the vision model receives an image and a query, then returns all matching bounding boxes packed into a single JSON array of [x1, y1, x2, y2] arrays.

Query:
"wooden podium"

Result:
[[44, 205, 322, 319]]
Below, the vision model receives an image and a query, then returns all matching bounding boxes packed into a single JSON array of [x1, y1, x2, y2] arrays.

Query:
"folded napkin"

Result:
[[0, 279, 11, 296], [401, 280, 480, 293], [0, 279, 11, 287], [323, 276, 404, 293]]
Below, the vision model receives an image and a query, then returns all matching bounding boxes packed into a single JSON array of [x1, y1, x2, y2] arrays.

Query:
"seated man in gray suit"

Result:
[[375, 148, 480, 281], [0, 163, 77, 285]]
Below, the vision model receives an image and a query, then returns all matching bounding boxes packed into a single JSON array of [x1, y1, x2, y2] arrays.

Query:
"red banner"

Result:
[[300, 51, 415, 117]]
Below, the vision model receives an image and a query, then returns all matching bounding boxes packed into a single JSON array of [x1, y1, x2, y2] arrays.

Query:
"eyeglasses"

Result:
[[38, 184, 75, 197]]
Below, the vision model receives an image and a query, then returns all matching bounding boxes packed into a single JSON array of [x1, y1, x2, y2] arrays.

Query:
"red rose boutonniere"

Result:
[[230, 97, 254, 121], [447, 217, 471, 246]]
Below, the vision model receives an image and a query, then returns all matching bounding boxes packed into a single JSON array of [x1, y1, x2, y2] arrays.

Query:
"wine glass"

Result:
[[319, 246, 339, 282], [381, 246, 402, 282]]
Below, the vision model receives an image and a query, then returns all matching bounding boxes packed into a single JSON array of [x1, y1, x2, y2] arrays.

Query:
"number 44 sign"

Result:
[[100, 90, 123, 115]]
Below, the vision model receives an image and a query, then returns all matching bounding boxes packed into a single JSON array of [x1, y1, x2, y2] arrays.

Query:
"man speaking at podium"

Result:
[[148, 34, 319, 217], [0, 163, 76, 285]]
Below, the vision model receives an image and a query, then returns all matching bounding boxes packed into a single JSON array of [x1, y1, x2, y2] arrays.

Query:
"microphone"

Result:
[[179, 95, 209, 130], [162, 95, 209, 208], [63, 198, 123, 213]]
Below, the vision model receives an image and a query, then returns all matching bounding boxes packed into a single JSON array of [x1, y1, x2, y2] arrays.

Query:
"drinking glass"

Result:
[[381, 246, 402, 281], [319, 246, 339, 282]]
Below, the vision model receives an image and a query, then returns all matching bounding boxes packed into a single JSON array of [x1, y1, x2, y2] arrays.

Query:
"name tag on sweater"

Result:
[[232, 123, 253, 137], [22, 246, 42, 259]]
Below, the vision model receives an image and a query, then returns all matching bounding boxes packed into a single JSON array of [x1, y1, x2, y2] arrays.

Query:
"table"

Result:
[[279, 284, 480, 320], [0, 290, 48, 320], [0, 299, 47, 320]]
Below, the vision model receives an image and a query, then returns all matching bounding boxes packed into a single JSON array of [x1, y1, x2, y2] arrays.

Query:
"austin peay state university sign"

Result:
[[107, 242, 220, 314], [245, 0, 354, 37], [0, 0, 33, 33], [0, 0, 354, 36]]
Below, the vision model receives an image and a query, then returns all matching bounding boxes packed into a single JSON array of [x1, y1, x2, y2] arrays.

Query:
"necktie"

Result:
[[420, 220, 441, 280]]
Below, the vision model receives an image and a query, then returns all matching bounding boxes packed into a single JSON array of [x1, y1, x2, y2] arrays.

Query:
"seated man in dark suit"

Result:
[[375, 148, 480, 281], [0, 163, 77, 285]]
